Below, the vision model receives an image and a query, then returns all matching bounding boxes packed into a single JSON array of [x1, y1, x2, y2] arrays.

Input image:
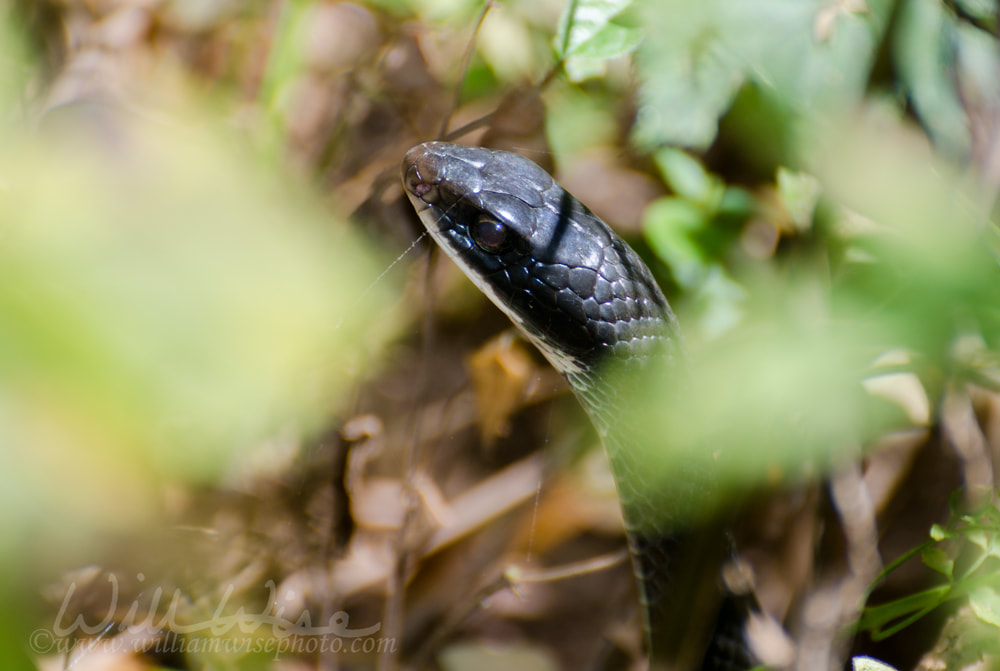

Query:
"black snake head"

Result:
[[402, 141, 677, 375]]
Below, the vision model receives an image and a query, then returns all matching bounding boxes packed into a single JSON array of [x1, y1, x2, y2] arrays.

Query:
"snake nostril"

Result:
[[415, 182, 439, 203], [404, 164, 441, 204]]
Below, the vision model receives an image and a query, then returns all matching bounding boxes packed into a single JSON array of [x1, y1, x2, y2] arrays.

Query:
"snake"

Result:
[[401, 141, 756, 670]]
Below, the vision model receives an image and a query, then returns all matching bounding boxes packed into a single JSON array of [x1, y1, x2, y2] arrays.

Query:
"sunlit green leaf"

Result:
[[969, 585, 1000, 628], [563, 24, 641, 80], [555, 0, 640, 81], [554, 0, 635, 59], [853, 656, 898, 671], [568, 22, 641, 60]]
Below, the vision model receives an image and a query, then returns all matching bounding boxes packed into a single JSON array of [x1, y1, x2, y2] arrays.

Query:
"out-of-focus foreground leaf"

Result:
[[895, 0, 1000, 156], [626, 106, 1000, 526], [0, 36, 396, 561]]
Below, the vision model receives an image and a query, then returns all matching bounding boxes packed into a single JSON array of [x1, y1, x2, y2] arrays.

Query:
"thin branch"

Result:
[[438, 0, 496, 139]]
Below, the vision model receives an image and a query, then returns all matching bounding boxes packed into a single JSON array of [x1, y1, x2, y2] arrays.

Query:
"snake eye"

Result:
[[470, 214, 510, 253]]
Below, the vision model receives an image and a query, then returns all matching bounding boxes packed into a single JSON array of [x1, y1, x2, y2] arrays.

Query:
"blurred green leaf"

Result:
[[951, 0, 997, 28], [643, 196, 709, 287], [895, 0, 972, 154], [258, 0, 312, 148], [970, 585, 1000, 628], [892, 0, 1000, 156], [690, 263, 746, 337], [619, 275, 878, 528], [633, 0, 893, 149], [0, 92, 397, 560], [776, 167, 821, 231], [717, 187, 756, 220], [0, 6, 30, 136], [477, 9, 540, 81], [653, 147, 724, 208], [412, 0, 483, 21], [954, 0, 995, 18], [631, 0, 743, 150], [922, 546, 954, 577], [440, 641, 559, 671], [815, 112, 1000, 355], [545, 84, 618, 163]]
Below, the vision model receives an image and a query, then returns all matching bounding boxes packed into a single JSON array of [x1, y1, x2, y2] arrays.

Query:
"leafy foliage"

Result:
[[5, 0, 1000, 669], [860, 494, 1000, 644]]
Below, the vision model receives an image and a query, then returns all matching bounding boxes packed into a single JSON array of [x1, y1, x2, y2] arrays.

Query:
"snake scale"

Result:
[[402, 141, 756, 671]]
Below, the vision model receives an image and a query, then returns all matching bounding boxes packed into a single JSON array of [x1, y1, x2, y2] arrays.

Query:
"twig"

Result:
[[438, 0, 496, 139], [408, 549, 628, 668]]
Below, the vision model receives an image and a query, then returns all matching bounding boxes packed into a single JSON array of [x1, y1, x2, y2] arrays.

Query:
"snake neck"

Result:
[[567, 358, 752, 671]]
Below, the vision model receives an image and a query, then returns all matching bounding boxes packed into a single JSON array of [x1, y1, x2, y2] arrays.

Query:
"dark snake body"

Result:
[[402, 142, 755, 670]]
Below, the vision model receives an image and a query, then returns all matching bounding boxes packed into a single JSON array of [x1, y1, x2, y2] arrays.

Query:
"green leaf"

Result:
[[653, 147, 724, 208], [440, 641, 559, 671], [0, 96, 396, 562], [570, 22, 642, 60], [969, 585, 1000, 628], [859, 585, 951, 640], [563, 22, 642, 80], [895, 0, 999, 156], [555, 0, 641, 81], [777, 167, 821, 231], [894, 0, 971, 154], [692, 264, 746, 337], [545, 86, 618, 163], [967, 528, 990, 552], [642, 196, 709, 287], [717, 187, 756, 220], [953, 0, 997, 25], [921, 546, 954, 578], [631, 0, 743, 150], [852, 656, 898, 671], [632, 0, 894, 149], [554, 0, 636, 59]]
